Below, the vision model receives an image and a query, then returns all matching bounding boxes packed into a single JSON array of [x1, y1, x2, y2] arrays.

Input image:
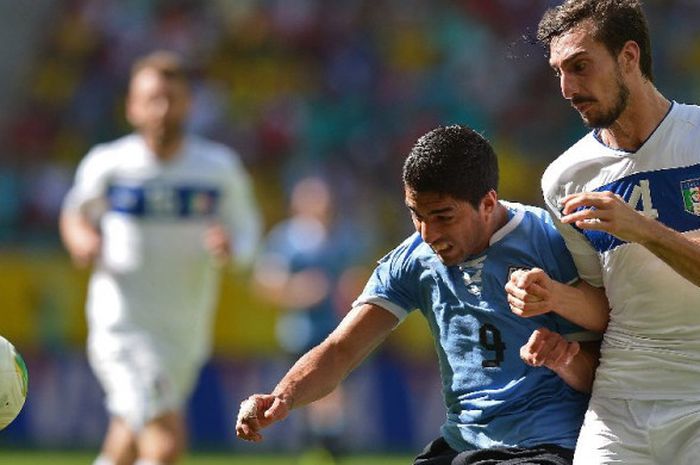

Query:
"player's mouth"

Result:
[[431, 242, 455, 260], [571, 98, 595, 113], [432, 242, 449, 252]]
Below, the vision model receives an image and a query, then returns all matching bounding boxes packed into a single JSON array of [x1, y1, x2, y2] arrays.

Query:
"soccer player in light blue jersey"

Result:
[[236, 125, 609, 465], [60, 51, 261, 465], [509, 1, 700, 463]]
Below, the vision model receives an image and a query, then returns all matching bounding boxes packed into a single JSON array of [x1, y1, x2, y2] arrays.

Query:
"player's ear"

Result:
[[619, 40, 640, 75], [479, 190, 499, 218]]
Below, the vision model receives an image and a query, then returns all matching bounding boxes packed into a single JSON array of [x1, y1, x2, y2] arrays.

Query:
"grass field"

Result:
[[0, 450, 413, 465]]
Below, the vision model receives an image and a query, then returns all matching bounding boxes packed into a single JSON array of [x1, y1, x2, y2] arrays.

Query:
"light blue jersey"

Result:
[[354, 201, 590, 451]]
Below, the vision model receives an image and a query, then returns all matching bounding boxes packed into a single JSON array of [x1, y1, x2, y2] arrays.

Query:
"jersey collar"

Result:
[[489, 202, 524, 246]]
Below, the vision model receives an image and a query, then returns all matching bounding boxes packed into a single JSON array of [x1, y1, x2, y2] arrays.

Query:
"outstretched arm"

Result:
[[59, 210, 101, 268], [235, 303, 398, 442], [561, 191, 700, 288], [506, 268, 610, 332], [520, 327, 600, 393], [203, 223, 232, 267]]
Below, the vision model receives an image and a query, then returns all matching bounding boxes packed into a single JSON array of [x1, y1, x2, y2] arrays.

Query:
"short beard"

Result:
[[584, 71, 630, 129], [149, 124, 184, 149]]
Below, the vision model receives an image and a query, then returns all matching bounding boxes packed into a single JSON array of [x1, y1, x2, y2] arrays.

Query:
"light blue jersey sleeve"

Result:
[[352, 233, 425, 323], [519, 205, 597, 341], [526, 205, 579, 285]]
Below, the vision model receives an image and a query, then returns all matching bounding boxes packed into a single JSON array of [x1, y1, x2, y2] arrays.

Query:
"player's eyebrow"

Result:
[[406, 205, 454, 216], [550, 50, 587, 71], [428, 207, 454, 215]]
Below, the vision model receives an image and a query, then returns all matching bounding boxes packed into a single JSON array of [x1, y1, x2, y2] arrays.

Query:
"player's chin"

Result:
[[435, 251, 462, 266]]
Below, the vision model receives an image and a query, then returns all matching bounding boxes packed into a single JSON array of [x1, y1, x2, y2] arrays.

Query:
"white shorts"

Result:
[[574, 395, 700, 465], [87, 336, 202, 430]]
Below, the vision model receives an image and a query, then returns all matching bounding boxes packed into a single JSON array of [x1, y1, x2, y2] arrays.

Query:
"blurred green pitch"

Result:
[[0, 450, 412, 464]]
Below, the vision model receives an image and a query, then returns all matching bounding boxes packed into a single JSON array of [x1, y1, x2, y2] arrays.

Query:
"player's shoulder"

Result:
[[500, 201, 556, 237], [542, 133, 597, 187], [86, 133, 137, 155], [377, 232, 431, 271], [502, 200, 547, 217], [669, 101, 700, 120], [79, 134, 140, 170], [185, 134, 243, 170], [667, 101, 700, 130], [512, 202, 552, 226], [540, 131, 612, 211]]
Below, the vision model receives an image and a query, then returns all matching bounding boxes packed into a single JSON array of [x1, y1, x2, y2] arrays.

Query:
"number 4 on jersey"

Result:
[[626, 179, 658, 219]]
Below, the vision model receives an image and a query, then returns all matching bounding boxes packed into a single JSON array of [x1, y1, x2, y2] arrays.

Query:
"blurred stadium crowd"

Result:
[[1, 0, 699, 454], [3, 0, 700, 245]]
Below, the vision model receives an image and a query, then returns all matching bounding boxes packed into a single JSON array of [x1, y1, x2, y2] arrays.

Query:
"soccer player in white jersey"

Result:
[[507, 1, 700, 463], [236, 125, 608, 465], [60, 51, 261, 465]]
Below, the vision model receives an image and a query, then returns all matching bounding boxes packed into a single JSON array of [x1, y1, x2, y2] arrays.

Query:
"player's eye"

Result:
[[573, 60, 587, 73]]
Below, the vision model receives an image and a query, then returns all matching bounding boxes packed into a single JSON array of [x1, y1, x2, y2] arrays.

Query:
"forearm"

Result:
[[271, 304, 395, 409], [561, 191, 700, 288], [551, 341, 600, 393], [550, 280, 609, 332], [253, 269, 330, 310], [59, 210, 101, 267], [270, 339, 358, 409], [639, 221, 700, 288]]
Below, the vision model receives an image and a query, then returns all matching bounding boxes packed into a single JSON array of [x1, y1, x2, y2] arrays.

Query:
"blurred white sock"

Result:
[[134, 460, 165, 465], [92, 455, 115, 465]]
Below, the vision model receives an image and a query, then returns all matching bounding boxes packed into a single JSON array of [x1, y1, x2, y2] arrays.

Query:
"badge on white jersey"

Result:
[[681, 178, 700, 216]]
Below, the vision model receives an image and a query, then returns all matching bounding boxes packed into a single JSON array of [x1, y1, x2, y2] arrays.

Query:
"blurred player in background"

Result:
[[252, 175, 367, 462], [237, 125, 609, 465], [509, 0, 700, 462], [59, 51, 261, 465]]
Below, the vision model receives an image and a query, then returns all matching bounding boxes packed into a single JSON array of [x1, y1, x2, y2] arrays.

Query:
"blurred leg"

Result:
[[100, 417, 138, 465], [137, 411, 187, 465], [306, 387, 345, 452]]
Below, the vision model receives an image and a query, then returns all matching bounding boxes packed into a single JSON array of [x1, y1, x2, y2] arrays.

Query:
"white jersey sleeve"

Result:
[[217, 146, 262, 268], [542, 162, 604, 287], [62, 142, 119, 220]]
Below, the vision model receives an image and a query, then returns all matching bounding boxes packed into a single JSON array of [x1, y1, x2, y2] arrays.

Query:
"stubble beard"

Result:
[[581, 71, 630, 129], [147, 123, 184, 153]]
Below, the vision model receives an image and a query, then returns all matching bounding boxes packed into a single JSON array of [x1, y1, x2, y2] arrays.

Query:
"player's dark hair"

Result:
[[537, 0, 654, 82], [130, 50, 190, 85], [402, 125, 498, 208]]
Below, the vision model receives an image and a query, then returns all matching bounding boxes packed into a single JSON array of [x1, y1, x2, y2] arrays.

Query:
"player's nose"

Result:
[[419, 221, 440, 244], [559, 72, 578, 100]]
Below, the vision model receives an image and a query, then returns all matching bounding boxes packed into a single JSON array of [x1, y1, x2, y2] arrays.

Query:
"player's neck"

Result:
[[144, 133, 185, 161], [487, 202, 509, 239], [599, 85, 670, 152]]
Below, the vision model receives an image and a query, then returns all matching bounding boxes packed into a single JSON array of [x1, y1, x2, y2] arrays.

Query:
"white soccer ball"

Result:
[[0, 335, 28, 430]]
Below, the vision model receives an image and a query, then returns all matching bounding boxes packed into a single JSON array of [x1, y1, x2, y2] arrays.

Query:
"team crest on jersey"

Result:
[[681, 178, 700, 216], [507, 266, 531, 280], [460, 255, 487, 297]]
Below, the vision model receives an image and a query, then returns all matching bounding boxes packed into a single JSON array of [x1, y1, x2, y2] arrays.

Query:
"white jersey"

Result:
[[63, 134, 261, 365], [542, 102, 700, 400]]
